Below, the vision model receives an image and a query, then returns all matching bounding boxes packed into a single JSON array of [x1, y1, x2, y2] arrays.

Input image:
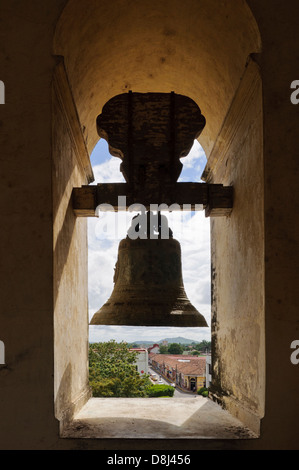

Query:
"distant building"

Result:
[[129, 348, 148, 376], [148, 343, 160, 355], [149, 353, 206, 392]]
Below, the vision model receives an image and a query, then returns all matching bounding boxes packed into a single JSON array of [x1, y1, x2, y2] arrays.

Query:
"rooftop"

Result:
[[150, 353, 206, 376]]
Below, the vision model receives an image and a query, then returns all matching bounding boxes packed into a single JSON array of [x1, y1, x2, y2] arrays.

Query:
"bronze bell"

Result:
[[90, 213, 208, 327]]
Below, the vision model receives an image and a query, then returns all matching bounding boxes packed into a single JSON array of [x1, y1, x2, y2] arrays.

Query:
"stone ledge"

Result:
[[61, 396, 258, 440]]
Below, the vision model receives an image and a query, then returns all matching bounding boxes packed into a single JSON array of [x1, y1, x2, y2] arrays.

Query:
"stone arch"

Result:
[[52, 0, 264, 438], [53, 0, 261, 156]]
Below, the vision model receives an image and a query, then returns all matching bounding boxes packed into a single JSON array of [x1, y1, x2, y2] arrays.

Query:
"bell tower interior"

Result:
[[52, 0, 264, 439]]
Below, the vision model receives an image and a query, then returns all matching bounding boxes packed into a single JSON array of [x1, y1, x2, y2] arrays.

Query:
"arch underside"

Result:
[[54, 0, 261, 157]]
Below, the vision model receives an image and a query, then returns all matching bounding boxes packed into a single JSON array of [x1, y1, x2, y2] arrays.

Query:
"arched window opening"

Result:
[[53, 0, 263, 441]]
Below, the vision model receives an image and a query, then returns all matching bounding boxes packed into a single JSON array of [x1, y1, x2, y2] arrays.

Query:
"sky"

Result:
[[88, 138, 211, 345]]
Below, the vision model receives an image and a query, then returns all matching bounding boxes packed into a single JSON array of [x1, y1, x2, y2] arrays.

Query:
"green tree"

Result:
[[191, 350, 201, 356], [159, 345, 168, 354], [167, 343, 184, 354], [194, 340, 211, 353], [89, 340, 150, 397]]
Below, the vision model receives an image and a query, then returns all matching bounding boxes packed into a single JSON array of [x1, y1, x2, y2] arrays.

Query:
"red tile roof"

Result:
[[150, 354, 206, 376]]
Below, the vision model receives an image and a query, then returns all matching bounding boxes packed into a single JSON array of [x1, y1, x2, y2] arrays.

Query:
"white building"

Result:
[[148, 343, 160, 355], [130, 348, 148, 376]]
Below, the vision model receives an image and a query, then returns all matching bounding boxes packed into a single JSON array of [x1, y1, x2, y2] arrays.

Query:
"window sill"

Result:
[[60, 396, 258, 440]]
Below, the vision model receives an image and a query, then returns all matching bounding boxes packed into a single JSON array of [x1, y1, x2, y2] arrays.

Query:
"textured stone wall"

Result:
[[205, 60, 265, 435], [52, 61, 93, 428]]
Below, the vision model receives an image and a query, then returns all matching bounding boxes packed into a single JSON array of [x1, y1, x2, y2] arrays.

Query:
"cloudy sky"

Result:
[[88, 138, 211, 344]]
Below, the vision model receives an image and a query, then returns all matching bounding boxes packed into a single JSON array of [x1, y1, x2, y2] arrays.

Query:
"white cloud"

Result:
[[179, 140, 207, 182], [180, 140, 207, 169], [92, 156, 125, 184]]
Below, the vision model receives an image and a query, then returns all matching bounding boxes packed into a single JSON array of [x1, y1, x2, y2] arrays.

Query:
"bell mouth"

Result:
[[90, 312, 208, 327], [89, 284, 208, 327], [90, 237, 208, 328]]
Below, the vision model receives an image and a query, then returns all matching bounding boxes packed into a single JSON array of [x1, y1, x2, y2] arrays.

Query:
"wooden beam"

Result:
[[72, 183, 233, 217], [72, 185, 97, 217], [205, 184, 234, 217]]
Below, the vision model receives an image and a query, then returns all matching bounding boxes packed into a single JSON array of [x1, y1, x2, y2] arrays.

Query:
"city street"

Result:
[[148, 366, 192, 397]]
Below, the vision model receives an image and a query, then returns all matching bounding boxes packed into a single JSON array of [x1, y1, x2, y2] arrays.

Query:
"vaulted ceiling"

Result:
[[54, 0, 261, 157]]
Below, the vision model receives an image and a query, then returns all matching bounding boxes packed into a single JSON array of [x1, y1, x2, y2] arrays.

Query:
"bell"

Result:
[[90, 215, 208, 327]]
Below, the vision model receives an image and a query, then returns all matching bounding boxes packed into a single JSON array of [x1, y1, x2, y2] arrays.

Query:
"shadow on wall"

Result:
[[53, 196, 76, 309], [55, 362, 84, 427]]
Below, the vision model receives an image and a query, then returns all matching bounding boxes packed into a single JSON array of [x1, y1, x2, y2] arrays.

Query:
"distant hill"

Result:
[[90, 337, 207, 346], [131, 337, 197, 346], [158, 337, 196, 345]]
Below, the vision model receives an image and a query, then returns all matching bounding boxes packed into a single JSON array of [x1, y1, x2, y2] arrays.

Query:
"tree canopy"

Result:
[[157, 340, 211, 355], [159, 344, 169, 354], [89, 340, 150, 397], [167, 343, 184, 355], [192, 340, 211, 352]]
